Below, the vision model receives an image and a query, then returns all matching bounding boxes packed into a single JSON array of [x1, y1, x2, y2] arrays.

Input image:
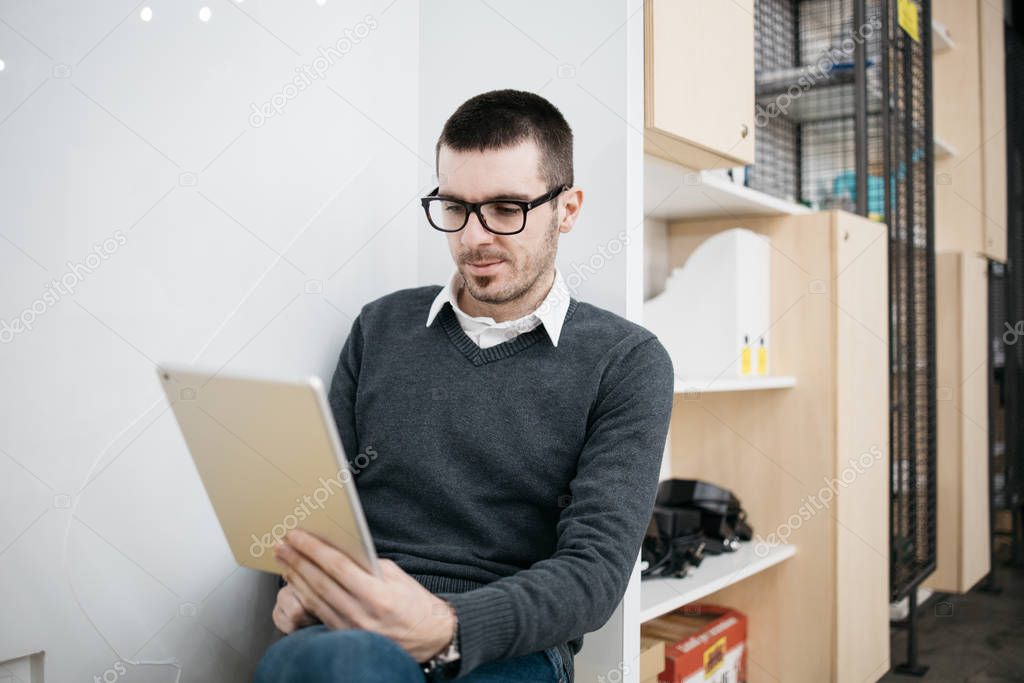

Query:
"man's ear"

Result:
[[558, 187, 583, 234]]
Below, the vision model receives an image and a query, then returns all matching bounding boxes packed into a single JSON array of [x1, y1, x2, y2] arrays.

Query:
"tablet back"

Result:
[[156, 364, 378, 576]]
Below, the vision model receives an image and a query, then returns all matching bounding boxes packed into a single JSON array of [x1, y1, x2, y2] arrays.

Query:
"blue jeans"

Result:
[[253, 626, 569, 683]]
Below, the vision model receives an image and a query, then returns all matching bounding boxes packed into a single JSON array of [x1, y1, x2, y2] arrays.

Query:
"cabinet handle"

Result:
[[740, 124, 749, 139]]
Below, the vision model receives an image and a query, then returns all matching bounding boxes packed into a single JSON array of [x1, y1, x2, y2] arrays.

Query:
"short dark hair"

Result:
[[436, 89, 574, 189]]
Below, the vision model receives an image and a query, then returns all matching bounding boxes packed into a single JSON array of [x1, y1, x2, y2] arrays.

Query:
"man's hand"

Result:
[[272, 583, 319, 634], [274, 529, 457, 663]]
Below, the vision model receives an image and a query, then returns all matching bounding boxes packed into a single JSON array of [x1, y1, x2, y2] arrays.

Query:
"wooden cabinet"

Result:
[[644, 0, 755, 169], [661, 211, 890, 682], [927, 252, 991, 593], [929, 0, 1000, 593], [978, 0, 1007, 261], [932, 0, 1007, 260]]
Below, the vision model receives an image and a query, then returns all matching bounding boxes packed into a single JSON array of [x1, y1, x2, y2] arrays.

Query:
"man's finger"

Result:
[[281, 586, 309, 620], [277, 542, 368, 628], [280, 564, 349, 631], [285, 529, 380, 599]]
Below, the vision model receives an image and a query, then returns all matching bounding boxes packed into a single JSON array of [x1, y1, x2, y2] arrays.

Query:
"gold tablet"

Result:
[[157, 363, 378, 576]]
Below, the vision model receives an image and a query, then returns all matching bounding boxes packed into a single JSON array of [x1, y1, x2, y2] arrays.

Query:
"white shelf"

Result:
[[674, 375, 797, 394], [645, 154, 809, 221], [932, 19, 954, 54], [934, 135, 957, 159], [640, 543, 797, 623]]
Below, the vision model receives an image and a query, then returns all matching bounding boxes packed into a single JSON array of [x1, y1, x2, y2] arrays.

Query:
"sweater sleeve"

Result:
[[326, 313, 364, 465], [443, 336, 675, 677]]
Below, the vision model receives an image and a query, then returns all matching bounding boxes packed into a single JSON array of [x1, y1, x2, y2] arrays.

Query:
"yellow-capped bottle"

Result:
[[740, 335, 751, 376]]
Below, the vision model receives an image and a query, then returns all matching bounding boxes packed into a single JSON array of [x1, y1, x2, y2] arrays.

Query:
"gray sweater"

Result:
[[327, 285, 674, 679]]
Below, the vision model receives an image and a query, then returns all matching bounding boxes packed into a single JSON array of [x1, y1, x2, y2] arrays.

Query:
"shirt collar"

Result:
[[425, 266, 572, 347]]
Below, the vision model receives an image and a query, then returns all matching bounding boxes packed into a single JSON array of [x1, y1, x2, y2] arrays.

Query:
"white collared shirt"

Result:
[[425, 267, 572, 349]]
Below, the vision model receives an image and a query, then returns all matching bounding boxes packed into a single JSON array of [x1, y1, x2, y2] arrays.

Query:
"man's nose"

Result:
[[460, 210, 494, 247]]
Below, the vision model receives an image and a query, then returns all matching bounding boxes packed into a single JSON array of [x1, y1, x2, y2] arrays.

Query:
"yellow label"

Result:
[[898, 0, 920, 42], [703, 636, 727, 677], [757, 346, 767, 375], [740, 346, 751, 375]]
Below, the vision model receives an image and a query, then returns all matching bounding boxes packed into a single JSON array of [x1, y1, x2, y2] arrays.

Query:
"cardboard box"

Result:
[[640, 637, 666, 683], [641, 604, 747, 683]]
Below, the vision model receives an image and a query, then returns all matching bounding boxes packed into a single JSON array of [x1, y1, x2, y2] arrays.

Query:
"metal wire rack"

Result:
[[752, 0, 936, 673]]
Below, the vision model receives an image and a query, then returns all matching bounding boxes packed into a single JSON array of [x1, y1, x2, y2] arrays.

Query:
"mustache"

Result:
[[460, 253, 510, 264]]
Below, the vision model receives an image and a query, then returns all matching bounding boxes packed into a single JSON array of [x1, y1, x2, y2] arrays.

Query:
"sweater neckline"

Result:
[[437, 298, 579, 367]]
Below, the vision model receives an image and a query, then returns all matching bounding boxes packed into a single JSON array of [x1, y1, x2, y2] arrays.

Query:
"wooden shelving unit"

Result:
[[633, 4, 895, 682], [659, 211, 891, 683]]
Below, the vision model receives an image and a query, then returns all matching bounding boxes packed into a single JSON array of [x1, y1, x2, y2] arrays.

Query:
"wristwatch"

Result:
[[421, 611, 461, 676]]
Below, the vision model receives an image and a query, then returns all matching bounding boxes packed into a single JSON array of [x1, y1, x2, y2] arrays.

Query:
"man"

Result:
[[254, 90, 674, 682]]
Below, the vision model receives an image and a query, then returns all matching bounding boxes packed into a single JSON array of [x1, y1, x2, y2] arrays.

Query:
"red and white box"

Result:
[[641, 604, 748, 683]]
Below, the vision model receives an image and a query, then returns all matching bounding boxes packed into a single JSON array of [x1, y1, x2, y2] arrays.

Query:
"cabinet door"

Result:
[[834, 210, 891, 683], [645, 0, 755, 168], [931, 252, 991, 593]]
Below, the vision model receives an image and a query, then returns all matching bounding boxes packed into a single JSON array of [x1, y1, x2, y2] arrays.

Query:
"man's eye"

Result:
[[492, 204, 520, 215], [442, 203, 463, 213]]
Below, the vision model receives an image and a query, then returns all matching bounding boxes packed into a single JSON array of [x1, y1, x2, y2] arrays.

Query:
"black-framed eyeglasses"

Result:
[[420, 185, 568, 235]]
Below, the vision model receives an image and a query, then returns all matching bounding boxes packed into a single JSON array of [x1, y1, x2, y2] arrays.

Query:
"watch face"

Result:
[[422, 657, 459, 678]]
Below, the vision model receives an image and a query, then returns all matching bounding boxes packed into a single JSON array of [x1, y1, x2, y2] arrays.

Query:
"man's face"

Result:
[[436, 141, 561, 306]]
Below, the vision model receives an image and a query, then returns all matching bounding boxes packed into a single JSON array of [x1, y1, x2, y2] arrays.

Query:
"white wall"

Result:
[[0, 1, 419, 680]]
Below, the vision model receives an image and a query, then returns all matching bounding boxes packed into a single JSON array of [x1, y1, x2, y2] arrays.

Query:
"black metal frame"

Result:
[[982, 260, 1007, 594], [884, 0, 937, 600], [420, 185, 568, 235], [1001, 8, 1024, 570], [882, 1, 936, 675]]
